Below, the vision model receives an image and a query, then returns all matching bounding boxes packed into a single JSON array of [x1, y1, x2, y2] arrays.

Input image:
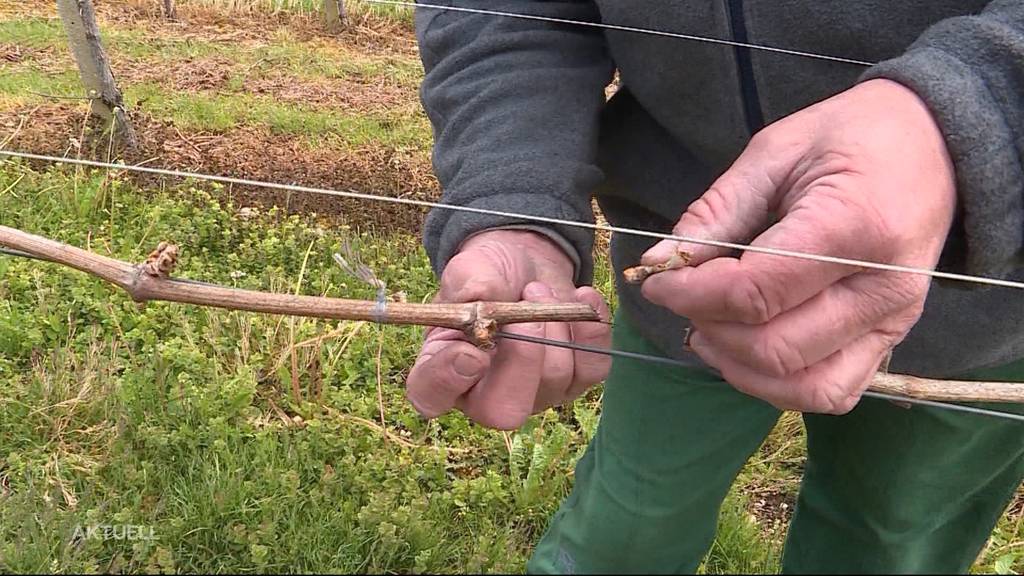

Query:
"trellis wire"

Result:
[[3, 151, 1023, 292], [362, 0, 876, 67], [498, 331, 1024, 423]]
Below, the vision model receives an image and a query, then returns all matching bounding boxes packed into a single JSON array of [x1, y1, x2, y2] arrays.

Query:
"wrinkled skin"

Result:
[[641, 79, 957, 414]]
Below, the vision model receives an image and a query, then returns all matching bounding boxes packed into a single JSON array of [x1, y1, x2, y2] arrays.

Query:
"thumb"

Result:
[[643, 132, 800, 267]]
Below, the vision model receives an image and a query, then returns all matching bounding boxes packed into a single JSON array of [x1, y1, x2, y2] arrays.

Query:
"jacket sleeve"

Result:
[[416, 0, 614, 284], [860, 0, 1024, 279]]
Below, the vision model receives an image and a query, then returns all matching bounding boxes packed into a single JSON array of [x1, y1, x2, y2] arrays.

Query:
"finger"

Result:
[[693, 270, 921, 377], [642, 194, 893, 325], [642, 129, 797, 267], [457, 319, 547, 430], [691, 328, 894, 414], [568, 286, 612, 395], [406, 334, 493, 419], [521, 282, 575, 411]]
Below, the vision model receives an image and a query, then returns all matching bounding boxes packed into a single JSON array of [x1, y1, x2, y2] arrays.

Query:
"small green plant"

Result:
[[508, 418, 574, 515]]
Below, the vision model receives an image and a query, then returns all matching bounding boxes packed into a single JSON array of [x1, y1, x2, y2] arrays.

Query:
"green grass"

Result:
[[0, 70, 82, 102], [176, 0, 415, 24], [0, 163, 586, 573], [0, 18, 68, 49], [0, 161, 795, 574], [0, 16, 423, 87], [701, 491, 780, 574], [0, 11, 429, 148], [128, 83, 430, 147], [0, 71, 430, 148]]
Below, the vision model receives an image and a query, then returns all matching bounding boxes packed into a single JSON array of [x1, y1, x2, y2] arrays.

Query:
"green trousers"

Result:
[[529, 316, 1024, 574]]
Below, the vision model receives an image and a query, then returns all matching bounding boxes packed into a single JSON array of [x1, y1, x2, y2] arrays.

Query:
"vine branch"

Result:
[[3, 225, 1022, 403], [0, 225, 597, 347]]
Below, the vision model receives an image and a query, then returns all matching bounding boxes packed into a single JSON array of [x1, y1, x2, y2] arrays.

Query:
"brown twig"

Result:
[[0, 225, 598, 346], [623, 246, 692, 284]]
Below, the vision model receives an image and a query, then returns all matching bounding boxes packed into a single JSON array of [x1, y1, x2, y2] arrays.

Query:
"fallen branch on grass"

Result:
[[2, 225, 1022, 403], [0, 225, 597, 347]]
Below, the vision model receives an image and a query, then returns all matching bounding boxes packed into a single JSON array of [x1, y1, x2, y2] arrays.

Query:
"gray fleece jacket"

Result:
[[415, 0, 1024, 378]]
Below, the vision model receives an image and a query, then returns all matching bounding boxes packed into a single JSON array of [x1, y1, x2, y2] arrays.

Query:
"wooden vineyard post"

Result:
[[56, 0, 139, 150], [323, 0, 347, 32], [161, 0, 178, 20]]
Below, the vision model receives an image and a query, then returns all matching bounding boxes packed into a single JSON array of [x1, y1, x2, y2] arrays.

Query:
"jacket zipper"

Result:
[[725, 0, 765, 134]]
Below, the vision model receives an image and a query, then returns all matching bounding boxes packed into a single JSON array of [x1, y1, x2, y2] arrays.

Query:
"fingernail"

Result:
[[523, 282, 553, 299], [682, 327, 693, 350], [641, 240, 677, 265], [454, 353, 484, 378], [687, 329, 704, 351]]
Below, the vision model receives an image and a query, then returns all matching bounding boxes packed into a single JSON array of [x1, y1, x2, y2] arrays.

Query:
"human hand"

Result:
[[641, 79, 957, 414], [406, 230, 611, 429]]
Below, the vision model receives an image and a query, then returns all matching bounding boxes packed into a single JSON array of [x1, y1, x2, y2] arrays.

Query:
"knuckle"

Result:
[[575, 358, 612, 386], [474, 407, 529, 431], [811, 375, 861, 415], [863, 273, 919, 312], [843, 273, 928, 335], [754, 333, 807, 377], [902, 299, 926, 325], [545, 359, 574, 387], [828, 396, 859, 415], [858, 276, 928, 333], [728, 276, 775, 324], [747, 126, 777, 151], [441, 251, 475, 284], [808, 184, 898, 258], [442, 244, 522, 301], [681, 188, 734, 231], [889, 272, 928, 304], [810, 150, 859, 176]]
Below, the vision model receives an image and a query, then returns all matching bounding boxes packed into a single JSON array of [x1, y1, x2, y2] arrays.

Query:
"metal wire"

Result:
[[496, 331, 1024, 423], [4, 151, 1024, 291], [363, 0, 876, 67]]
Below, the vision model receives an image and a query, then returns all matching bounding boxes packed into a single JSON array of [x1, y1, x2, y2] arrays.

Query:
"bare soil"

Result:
[[1, 0, 435, 233], [1, 104, 438, 233], [747, 484, 797, 538], [4, 0, 418, 56]]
